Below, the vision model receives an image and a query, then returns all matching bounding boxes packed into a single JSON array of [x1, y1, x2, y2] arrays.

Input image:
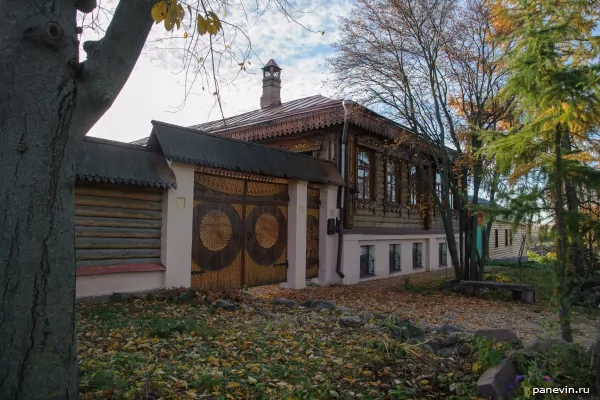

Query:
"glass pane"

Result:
[[357, 177, 365, 198], [364, 175, 370, 199], [358, 151, 370, 167]]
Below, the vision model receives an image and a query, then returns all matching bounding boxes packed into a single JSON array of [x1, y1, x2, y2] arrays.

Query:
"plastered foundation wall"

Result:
[[338, 233, 459, 285]]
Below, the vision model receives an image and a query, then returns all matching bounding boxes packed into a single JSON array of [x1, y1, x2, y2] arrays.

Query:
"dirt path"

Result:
[[249, 269, 597, 348]]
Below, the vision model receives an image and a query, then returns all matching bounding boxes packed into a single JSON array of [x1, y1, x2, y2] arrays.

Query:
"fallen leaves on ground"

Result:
[[250, 269, 595, 347], [77, 291, 479, 399]]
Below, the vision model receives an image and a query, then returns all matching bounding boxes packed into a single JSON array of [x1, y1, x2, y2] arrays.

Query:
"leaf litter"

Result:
[[77, 288, 480, 399]]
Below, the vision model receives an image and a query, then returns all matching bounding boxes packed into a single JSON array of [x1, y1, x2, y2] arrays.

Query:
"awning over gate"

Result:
[[147, 121, 345, 186]]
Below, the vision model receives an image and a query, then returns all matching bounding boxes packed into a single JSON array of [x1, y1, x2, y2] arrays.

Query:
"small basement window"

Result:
[[439, 243, 448, 267], [389, 244, 401, 272], [412, 243, 423, 269], [360, 245, 375, 278]]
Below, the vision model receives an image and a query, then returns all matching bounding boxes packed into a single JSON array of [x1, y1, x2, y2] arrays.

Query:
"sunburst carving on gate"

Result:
[[199, 211, 233, 252], [254, 213, 279, 249]]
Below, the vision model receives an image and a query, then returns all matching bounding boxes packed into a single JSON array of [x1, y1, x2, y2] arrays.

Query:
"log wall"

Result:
[[75, 183, 164, 268]]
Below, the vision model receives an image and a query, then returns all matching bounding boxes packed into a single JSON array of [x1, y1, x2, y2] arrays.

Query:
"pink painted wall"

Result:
[[161, 163, 195, 288], [76, 271, 164, 298]]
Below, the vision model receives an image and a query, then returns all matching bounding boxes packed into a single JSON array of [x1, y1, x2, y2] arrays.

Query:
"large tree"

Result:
[[0, 0, 313, 397], [328, 0, 510, 280], [484, 0, 600, 341]]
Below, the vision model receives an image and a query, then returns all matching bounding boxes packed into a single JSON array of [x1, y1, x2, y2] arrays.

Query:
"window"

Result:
[[509, 229, 513, 245], [389, 244, 401, 272], [357, 148, 373, 200], [505, 229, 509, 246], [412, 243, 423, 269], [439, 243, 448, 266], [494, 229, 499, 248], [386, 158, 401, 203], [435, 172, 442, 202], [360, 245, 375, 277], [408, 166, 418, 205]]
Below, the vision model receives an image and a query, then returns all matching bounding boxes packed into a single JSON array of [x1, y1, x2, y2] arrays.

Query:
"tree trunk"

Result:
[[554, 124, 573, 343], [470, 157, 483, 281], [561, 134, 583, 275], [0, 0, 155, 396], [0, 0, 80, 397], [596, 307, 600, 395]]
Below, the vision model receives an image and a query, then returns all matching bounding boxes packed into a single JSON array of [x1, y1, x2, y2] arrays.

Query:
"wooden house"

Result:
[[132, 59, 460, 285]]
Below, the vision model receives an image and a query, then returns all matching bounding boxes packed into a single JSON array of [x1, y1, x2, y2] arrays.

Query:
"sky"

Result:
[[83, 0, 352, 143]]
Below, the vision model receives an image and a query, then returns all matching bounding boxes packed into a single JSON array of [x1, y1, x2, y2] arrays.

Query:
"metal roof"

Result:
[[263, 59, 281, 70], [190, 95, 342, 132], [129, 137, 150, 146], [75, 137, 177, 188], [128, 95, 343, 146], [149, 121, 345, 186]]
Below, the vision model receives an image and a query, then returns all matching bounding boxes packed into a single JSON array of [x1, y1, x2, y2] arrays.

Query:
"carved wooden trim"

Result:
[[357, 135, 384, 151], [346, 133, 356, 228], [383, 201, 403, 215], [285, 141, 322, 153], [373, 152, 382, 201], [355, 199, 376, 213], [195, 166, 288, 184]]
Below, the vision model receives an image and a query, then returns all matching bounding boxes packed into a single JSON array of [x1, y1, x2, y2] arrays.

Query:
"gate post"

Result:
[[282, 180, 308, 289], [317, 184, 340, 285], [161, 163, 195, 289]]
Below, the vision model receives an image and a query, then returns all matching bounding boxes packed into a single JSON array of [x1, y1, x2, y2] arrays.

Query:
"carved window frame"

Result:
[[385, 156, 402, 204], [408, 164, 418, 207], [357, 147, 374, 201], [435, 171, 443, 211]]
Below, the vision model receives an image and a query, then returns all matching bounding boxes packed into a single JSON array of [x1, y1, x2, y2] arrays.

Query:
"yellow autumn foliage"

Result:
[[483, 273, 512, 283], [197, 12, 223, 36], [151, 0, 223, 36], [151, 0, 185, 31]]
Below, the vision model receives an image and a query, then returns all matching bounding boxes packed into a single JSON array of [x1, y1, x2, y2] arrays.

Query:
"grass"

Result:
[[77, 293, 481, 399], [390, 261, 558, 306], [485, 263, 556, 306]]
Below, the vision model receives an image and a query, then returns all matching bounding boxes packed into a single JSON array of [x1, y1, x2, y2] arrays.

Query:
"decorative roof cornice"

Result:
[[215, 104, 414, 142]]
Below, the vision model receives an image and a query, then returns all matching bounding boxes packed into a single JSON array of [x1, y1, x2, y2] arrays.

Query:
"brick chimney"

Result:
[[260, 59, 282, 109]]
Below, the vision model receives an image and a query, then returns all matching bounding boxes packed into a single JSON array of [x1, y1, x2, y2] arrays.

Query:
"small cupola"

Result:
[[260, 59, 282, 109]]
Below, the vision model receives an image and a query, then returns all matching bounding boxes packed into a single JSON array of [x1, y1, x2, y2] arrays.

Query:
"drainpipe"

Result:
[[335, 99, 352, 279]]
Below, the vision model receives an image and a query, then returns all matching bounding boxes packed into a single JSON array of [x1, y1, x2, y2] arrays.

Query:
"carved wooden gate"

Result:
[[191, 173, 289, 292], [306, 186, 320, 279]]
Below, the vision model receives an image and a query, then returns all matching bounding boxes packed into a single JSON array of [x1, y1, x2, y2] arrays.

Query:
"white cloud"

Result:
[[85, 0, 352, 142]]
